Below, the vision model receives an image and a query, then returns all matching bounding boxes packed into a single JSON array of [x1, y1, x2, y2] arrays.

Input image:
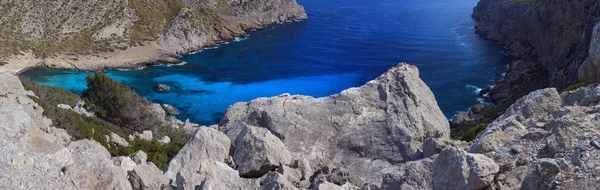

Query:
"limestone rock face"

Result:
[[220, 63, 450, 185], [233, 125, 292, 177]]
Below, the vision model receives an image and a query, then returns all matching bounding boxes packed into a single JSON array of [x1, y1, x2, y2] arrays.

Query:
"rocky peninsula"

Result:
[[0, 0, 306, 72]]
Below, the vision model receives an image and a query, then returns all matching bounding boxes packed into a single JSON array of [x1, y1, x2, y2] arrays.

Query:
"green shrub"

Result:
[[460, 124, 488, 142], [561, 83, 587, 94], [116, 138, 186, 169], [82, 72, 161, 132], [27, 95, 128, 141]]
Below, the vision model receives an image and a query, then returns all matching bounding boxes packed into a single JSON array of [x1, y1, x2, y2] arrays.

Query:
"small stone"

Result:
[[158, 136, 171, 144]]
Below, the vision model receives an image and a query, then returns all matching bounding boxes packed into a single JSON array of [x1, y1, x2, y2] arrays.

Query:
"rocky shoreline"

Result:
[[452, 0, 600, 137], [472, 0, 600, 105]]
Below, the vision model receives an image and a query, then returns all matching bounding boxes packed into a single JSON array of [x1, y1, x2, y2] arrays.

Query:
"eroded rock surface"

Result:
[[219, 63, 450, 186]]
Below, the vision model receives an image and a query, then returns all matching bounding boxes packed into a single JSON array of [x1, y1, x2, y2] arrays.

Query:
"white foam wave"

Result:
[[465, 84, 482, 94]]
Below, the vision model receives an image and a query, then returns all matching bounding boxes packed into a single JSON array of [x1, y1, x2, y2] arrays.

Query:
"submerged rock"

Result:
[[155, 83, 171, 92]]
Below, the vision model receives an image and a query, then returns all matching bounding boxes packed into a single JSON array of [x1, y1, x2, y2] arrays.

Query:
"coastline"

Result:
[[3, 21, 306, 75]]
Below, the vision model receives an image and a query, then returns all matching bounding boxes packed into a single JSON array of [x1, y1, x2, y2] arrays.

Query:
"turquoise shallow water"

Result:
[[21, 0, 510, 125]]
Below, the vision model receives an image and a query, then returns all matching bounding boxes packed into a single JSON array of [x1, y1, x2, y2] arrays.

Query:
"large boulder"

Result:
[[164, 127, 260, 189], [233, 125, 292, 177], [128, 163, 170, 190], [219, 63, 450, 185]]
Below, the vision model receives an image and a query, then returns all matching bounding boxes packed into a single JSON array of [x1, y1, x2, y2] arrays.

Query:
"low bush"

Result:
[[23, 83, 81, 107], [23, 76, 189, 169], [82, 72, 161, 132], [460, 124, 488, 142], [561, 82, 587, 94], [114, 138, 186, 169]]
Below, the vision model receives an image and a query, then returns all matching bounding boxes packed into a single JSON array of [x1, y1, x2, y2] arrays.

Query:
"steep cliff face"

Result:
[[473, 0, 600, 105], [0, 0, 306, 71]]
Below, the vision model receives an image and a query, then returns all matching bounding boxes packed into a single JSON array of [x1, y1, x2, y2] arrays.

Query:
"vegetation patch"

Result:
[[459, 124, 488, 142], [21, 75, 190, 169], [82, 72, 162, 132], [561, 82, 587, 94], [127, 0, 186, 44]]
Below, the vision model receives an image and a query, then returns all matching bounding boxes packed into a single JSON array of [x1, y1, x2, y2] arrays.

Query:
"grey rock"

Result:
[[423, 138, 455, 158], [158, 136, 171, 144], [233, 125, 292, 178], [128, 163, 170, 190], [134, 130, 154, 141], [521, 159, 561, 190], [110, 132, 130, 147], [261, 172, 299, 190], [220, 63, 450, 185], [315, 182, 346, 190], [328, 168, 364, 188], [57, 104, 72, 110], [149, 103, 166, 123], [164, 127, 258, 189], [381, 157, 435, 190], [130, 150, 148, 165], [433, 147, 499, 190]]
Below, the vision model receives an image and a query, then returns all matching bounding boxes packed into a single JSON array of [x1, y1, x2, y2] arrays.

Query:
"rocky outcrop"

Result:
[[219, 63, 450, 186], [0, 0, 306, 71], [467, 85, 600, 189], [472, 0, 600, 106]]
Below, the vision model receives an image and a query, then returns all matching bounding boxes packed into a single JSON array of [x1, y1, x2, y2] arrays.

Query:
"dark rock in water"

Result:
[[161, 104, 179, 116], [478, 87, 491, 96], [155, 83, 171, 92]]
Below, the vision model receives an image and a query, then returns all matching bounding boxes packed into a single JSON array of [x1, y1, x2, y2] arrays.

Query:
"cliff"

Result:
[[0, 0, 306, 71], [472, 0, 600, 105]]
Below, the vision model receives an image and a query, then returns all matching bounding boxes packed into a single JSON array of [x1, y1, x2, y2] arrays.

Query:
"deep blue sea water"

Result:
[[22, 0, 510, 125]]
